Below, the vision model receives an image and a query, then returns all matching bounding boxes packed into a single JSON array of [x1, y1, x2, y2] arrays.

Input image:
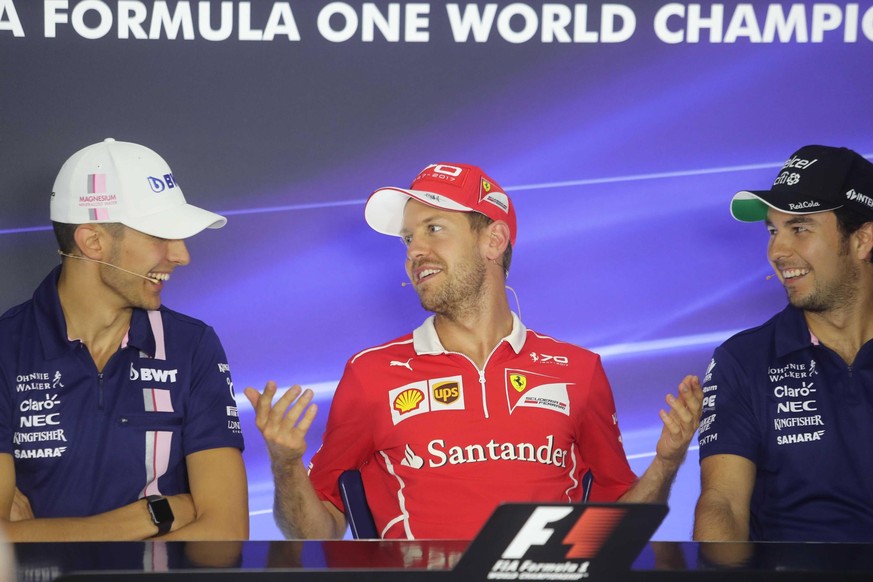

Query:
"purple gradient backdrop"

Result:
[[2, 1, 872, 540]]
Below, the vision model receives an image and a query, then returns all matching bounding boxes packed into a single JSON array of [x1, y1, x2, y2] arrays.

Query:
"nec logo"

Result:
[[148, 173, 177, 193], [502, 506, 625, 560], [130, 364, 178, 383]]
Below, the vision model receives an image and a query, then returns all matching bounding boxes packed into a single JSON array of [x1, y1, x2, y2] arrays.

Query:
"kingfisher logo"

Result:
[[148, 173, 177, 193]]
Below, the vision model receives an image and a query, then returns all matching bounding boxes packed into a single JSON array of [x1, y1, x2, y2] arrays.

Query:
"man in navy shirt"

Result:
[[694, 145, 873, 542], [0, 139, 247, 541]]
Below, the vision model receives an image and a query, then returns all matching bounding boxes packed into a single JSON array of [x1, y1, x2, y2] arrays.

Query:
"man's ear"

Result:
[[852, 222, 873, 263], [483, 221, 510, 262], [72, 224, 105, 259]]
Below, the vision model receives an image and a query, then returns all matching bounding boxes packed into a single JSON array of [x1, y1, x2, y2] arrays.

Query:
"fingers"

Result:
[[245, 382, 311, 431], [661, 375, 702, 439], [273, 385, 308, 428], [679, 375, 704, 416], [244, 381, 317, 463], [11, 487, 34, 521], [655, 375, 703, 464]]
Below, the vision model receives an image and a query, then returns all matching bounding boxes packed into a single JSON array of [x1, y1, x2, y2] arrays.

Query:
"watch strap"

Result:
[[145, 495, 174, 536]]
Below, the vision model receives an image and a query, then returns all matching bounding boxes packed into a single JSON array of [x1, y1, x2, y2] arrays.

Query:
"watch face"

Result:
[[148, 497, 174, 525]]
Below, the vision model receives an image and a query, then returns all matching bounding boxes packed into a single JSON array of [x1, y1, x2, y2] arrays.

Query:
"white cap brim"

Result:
[[365, 186, 472, 237], [123, 203, 226, 239]]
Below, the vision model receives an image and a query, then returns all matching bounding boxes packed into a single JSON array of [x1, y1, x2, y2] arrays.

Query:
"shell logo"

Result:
[[393, 388, 425, 414]]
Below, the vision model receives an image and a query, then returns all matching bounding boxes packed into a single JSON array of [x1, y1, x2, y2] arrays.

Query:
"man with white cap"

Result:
[[0, 139, 248, 541], [247, 163, 702, 540], [694, 145, 873, 542]]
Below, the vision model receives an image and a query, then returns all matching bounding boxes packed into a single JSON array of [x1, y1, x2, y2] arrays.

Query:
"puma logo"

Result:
[[390, 358, 413, 371]]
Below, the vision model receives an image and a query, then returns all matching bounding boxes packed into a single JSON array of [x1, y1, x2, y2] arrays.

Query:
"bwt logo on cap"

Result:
[[148, 173, 177, 193]]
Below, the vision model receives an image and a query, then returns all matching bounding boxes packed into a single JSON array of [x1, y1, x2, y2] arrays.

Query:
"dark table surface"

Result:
[[10, 538, 873, 582]]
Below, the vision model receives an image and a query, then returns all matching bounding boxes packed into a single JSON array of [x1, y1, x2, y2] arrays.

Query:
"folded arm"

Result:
[[1, 453, 196, 541], [3, 446, 248, 541], [161, 447, 249, 541]]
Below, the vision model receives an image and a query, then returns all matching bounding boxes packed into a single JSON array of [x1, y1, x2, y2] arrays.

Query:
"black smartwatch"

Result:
[[145, 495, 174, 536]]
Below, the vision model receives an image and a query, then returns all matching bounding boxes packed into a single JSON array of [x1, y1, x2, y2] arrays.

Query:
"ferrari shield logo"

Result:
[[510, 373, 527, 392]]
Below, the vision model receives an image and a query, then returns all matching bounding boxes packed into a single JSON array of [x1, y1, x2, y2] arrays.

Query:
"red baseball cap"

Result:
[[365, 163, 517, 245]]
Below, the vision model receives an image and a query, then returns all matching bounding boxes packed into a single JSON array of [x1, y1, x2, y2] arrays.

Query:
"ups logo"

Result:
[[432, 381, 460, 404]]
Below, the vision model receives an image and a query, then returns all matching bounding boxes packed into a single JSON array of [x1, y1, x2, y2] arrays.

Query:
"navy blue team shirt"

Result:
[[0, 266, 244, 518], [699, 304, 873, 541]]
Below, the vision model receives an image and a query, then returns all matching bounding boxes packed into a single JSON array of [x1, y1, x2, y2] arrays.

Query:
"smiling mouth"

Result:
[[781, 268, 809, 280], [416, 268, 442, 283], [147, 272, 170, 282]]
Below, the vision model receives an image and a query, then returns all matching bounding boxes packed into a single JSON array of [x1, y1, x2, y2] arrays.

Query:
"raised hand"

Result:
[[244, 381, 318, 465]]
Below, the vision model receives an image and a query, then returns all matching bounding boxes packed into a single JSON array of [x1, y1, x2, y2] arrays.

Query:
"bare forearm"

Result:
[[162, 448, 249, 541], [6, 499, 158, 542], [272, 460, 344, 539], [619, 455, 682, 504], [161, 507, 248, 541], [693, 493, 749, 541]]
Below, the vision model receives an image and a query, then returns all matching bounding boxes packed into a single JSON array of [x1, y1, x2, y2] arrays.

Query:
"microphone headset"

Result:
[[57, 250, 162, 284]]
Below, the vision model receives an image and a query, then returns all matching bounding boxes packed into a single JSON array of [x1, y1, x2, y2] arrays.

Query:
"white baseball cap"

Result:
[[50, 138, 226, 239]]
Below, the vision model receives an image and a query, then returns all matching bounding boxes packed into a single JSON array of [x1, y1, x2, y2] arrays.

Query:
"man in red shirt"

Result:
[[246, 163, 702, 540]]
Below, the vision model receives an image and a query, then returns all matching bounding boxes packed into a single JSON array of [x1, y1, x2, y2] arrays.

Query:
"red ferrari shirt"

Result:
[[309, 314, 636, 539]]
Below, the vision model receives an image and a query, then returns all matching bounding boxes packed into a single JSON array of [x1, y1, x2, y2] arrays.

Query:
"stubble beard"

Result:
[[789, 241, 859, 314], [100, 247, 160, 311], [417, 252, 488, 321]]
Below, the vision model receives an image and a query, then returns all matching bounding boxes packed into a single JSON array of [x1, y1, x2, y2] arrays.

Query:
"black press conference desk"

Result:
[[12, 539, 873, 582]]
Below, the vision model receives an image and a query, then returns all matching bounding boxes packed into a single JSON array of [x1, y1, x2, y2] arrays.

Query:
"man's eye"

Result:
[[428, 225, 443, 233], [401, 235, 412, 246]]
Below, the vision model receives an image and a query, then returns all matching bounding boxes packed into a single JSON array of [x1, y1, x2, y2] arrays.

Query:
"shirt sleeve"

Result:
[[182, 325, 244, 455], [579, 356, 638, 501], [697, 346, 760, 463], [308, 360, 375, 512], [0, 360, 12, 456]]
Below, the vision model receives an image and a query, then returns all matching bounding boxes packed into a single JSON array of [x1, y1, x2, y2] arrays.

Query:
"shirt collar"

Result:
[[34, 265, 156, 360], [412, 312, 527, 356], [774, 304, 818, 358]]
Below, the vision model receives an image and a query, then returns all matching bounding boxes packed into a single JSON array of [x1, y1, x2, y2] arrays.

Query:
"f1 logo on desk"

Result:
[[504, 506, 627, 560], [454, 503, 667, 581]]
